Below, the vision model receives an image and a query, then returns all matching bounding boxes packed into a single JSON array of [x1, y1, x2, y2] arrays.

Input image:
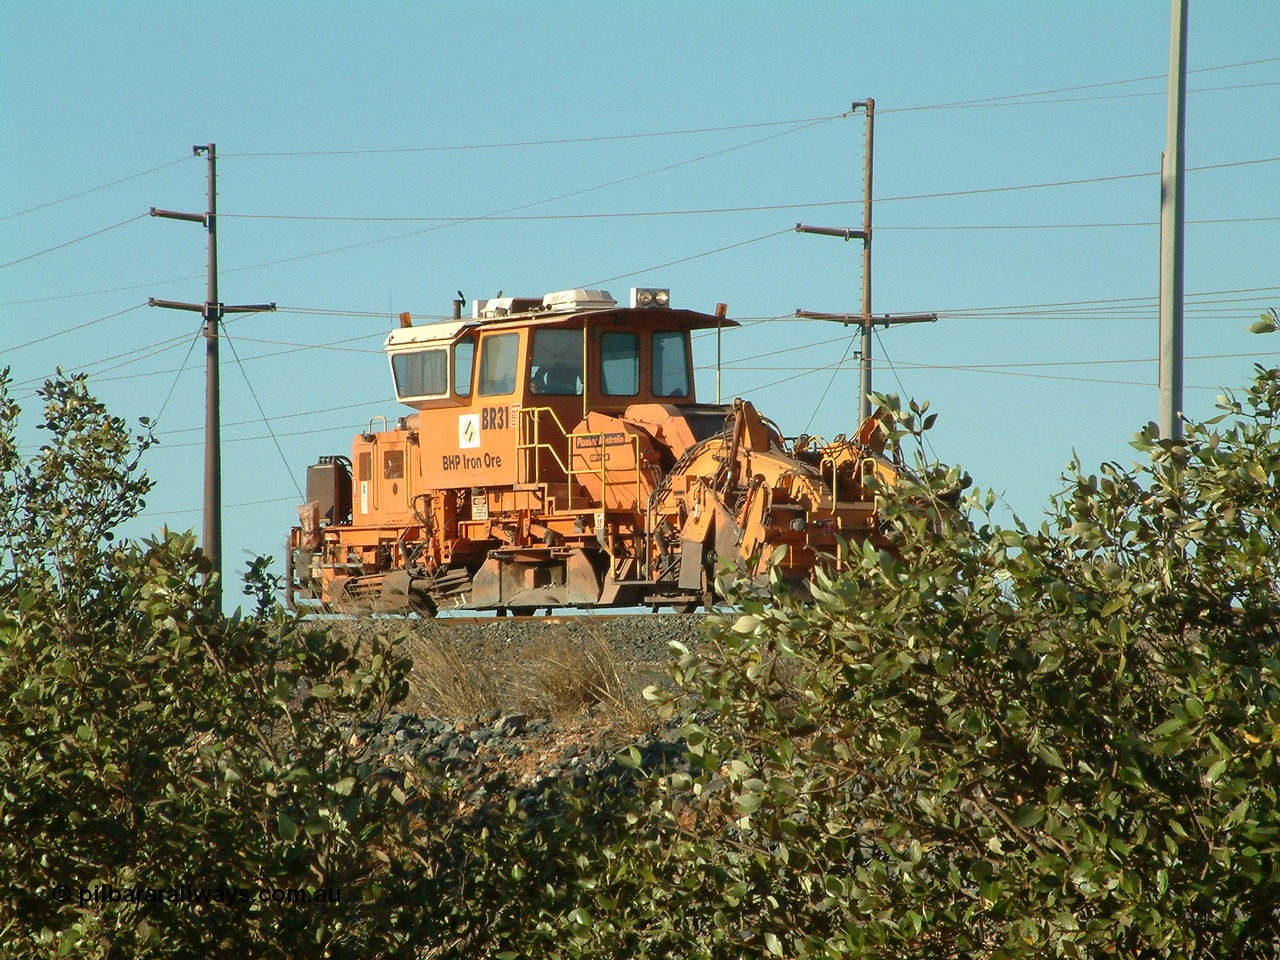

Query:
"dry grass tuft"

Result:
[[515, 627, 648, 730], [328, 616, 659, 728], [394, 622, 650, 729], [400, 632, 504, 718]]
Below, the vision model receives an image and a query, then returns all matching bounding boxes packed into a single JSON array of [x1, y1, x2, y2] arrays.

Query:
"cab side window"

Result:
[[391, 349, 448, 400], [477, 332, 519, 396]]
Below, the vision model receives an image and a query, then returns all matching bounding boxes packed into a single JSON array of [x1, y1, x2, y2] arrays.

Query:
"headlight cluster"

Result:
[[630, 287, 671, 309]]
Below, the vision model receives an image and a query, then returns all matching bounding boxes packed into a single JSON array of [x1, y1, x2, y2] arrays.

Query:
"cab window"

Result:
[[453, 335, 475, 397], [477, 332, 519, 396], [600, 331, 639, 396], [391, 348, 448, 399], [530, 328, 583, 395], [652, 331, 690, 398]]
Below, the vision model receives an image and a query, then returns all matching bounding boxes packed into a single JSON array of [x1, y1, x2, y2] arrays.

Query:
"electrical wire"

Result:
[[881, 56, 1280, 114], [16, 284, 1273, 398], [0, 273, 205, 308], [135, 495, 300, 520], [226, 334, 383, 354], [153, 421, 369, 451], [219, 325, 306, 499], [220, 206, 1280, 229], [150, 322, 205, 427], [212, 118, 840, 279], [887, 80, 1280, 113], [3, 302, 149, 353], [221, 114, 849, 157], [711, 349, 1280, 373], [10, 330, 197, 392], [586, 228, 794, 287], [803, 337, 856, 435], [0, 155, 191, 222], [874, 328, 940, 462], [6, 157, 1273, 306], [220, 198, 869, 223], [206, 154, 1277, 246], [876, 156, 1280, 207], [0, 213, 149, 270], [153, 398, 390, 438], [877, 215, 1280, 232], [212, 57, 1279, 157]]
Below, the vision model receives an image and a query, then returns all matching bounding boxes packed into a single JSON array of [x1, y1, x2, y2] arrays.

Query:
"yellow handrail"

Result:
[[517, 407, 644, 513]]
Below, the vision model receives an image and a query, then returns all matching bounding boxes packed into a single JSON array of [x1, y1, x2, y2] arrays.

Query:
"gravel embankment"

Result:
[[323, 613, 713, 792]]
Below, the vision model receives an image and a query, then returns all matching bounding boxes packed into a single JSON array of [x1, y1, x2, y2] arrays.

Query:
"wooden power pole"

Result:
[[797, 100, 937, 422], [150, 144, 275, 606]]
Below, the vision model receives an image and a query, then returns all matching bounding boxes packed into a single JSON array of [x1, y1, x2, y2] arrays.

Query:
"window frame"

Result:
[[530, 327, 585, 396]]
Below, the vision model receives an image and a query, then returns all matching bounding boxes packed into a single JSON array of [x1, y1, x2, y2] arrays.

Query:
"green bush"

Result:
[[0, 371, 440, 958], [613, 367, 1280, 958], [6, 359, 1279, 958], [467, 368, 1280, 958]]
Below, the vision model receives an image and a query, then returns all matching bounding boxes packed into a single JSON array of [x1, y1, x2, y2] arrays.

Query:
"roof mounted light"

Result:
[[630, 287, 671, 309]]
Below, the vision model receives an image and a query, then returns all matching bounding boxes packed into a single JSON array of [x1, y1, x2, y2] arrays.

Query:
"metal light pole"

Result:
[[1159, 0, 1188, 440]]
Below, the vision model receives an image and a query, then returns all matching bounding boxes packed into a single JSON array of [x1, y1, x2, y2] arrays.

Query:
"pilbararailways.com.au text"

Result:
[[57, 884, 342, 907]]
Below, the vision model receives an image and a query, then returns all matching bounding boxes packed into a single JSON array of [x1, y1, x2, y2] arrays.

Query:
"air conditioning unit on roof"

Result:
[[542, 288, 616, 312]]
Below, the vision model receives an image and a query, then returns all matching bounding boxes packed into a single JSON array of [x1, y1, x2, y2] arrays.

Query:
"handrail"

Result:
[[517, 406, 644, 515], [820, 453, 840, 516]]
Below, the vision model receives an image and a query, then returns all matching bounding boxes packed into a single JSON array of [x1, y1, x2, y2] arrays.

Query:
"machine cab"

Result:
[[381, 288, 733, 491]]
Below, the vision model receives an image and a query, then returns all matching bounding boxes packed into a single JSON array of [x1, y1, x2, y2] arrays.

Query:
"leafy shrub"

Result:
[[7, 358, 1279, 958], [0, 371, 441, 958], [467, 367, 1280, 958]]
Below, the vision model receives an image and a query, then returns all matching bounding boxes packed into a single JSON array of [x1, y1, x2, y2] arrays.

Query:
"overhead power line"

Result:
[[222, 114, 848, 157], [212, 56, 1279, 157], [7, 53, 1274, 230], [883, 56, 1280, 114], [220, 326, 305, 499], [135, 495, 300, 520], [886, 80, 1280, 113], [0, 155, 191, 222], [877, 156, 1280, 206], [0, 213, 149, 270], [3, 302, 148, 353], [586, 228, 794, 287], [206, 117, 840, 279], [5, 159, 1273, 307]]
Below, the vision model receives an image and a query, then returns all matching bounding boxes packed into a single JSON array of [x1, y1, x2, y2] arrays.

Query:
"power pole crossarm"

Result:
[[796, 223, 867, 241], [796, 310, 937, 329], [150, 207, 207, 225]]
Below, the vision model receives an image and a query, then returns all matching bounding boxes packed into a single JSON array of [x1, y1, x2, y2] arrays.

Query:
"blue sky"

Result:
[[3, 2, 1278, 603]]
